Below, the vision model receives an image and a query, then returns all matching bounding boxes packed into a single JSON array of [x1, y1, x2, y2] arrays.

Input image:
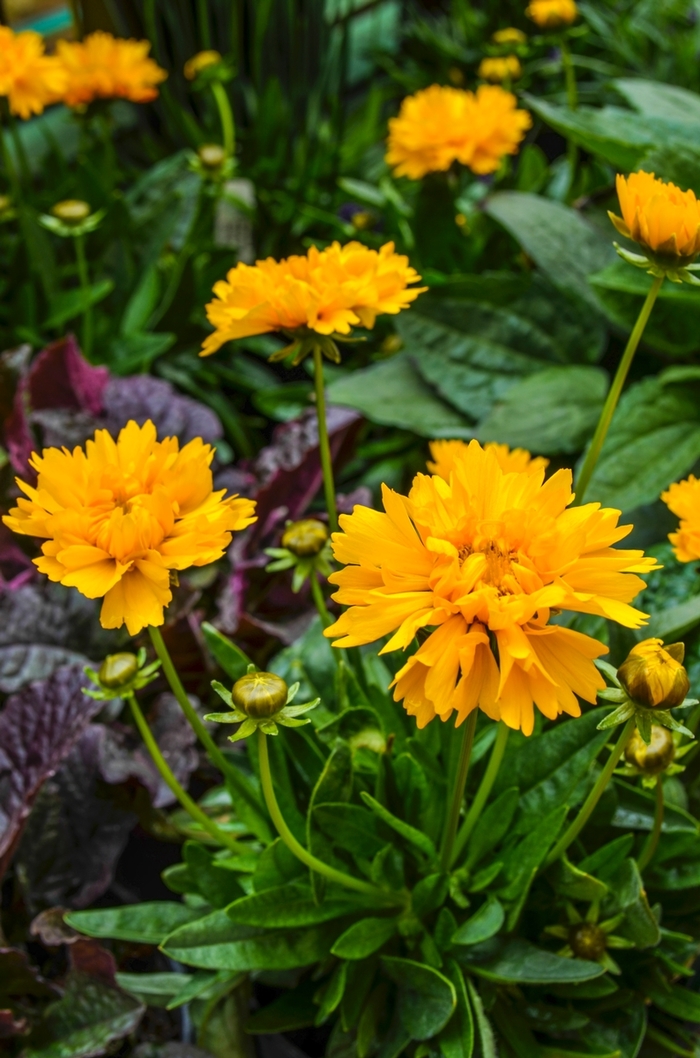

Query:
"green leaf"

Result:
[[477, 366, 607, 455], [202, 621, 254, 681], [648, 984, 700, 1022], [491, 996, 542, 1058], [614, 78, 700, 125], [227, 883, 374, 927], [639, 141, 700, 198], [316, 961, 348, 1025], [607, 858, 660, 948], [313, 803, 389, 858], [246, 979, 319, 1033], [465, 788, 520, 869], [65, 902, 202, 945], [466, 980, 497, 1058], [546, 855, 608, 902], [439, 960, 474, 1058], [115, 972, 192, 1003], [458, 938, 605, 984], [22, 973, 143, 1058], [452, 898, 504, 947], [120, 263, 161, 334], [381, 957, 457, 1040], [360, 793, 437, 860], [332, 916, 400, 959], [578, 835, 634, 882], [647, 594, 700, 641], [166, 970, 238, 1010], [612, 780, 699, 834], [108, 332, 175, 375], [45, 280, 114, 329], [183, 842, 245, 908], [412, 874, 450, 917]]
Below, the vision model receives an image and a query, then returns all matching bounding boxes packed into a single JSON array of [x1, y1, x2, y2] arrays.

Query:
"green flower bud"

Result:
[[281, 519, 328, 557], [51, 199, 91, 225], [618, 638, 689, 709], [232, 672, 288, 719], [0, 194, 11, 215], [568, 922, 607, 962], [198, 143, 227, 169], [99, 652, 139, 689], [624, 724, 675, 776]]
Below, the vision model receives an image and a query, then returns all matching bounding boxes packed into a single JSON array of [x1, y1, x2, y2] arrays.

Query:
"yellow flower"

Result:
[[492, 27, 527, 43], [56, 32, 167, 106], [526, 0, 578, 28], [2, 420, 256, 636], [386, 84, 531, 180], [201, 241, 425, 357], [618, 639, 689, 710], [0, 26, 67, 119], [427, 439, 549, 479], [609, 172, 700, 264], [663, 474, 700, 560], [478, 56, 522, 82], [184, 49, 222, 79], [324, 440, 657, 735]]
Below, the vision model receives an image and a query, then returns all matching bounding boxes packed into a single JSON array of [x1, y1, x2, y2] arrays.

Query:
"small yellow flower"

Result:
[[478, 55, 522, 82], [610, 172, 700, 264], [2, 420, 256, 635], [184, 49, 222, 80], [618, 639, 690, 710], [492, 27, 527, 43], [662, 474, 700, 560], [56, 31, 167, 106], [526, 0, 578, 28], [0, 26, 67, 119], [386, 84, 531, 180], [427, 439, 549, 479]]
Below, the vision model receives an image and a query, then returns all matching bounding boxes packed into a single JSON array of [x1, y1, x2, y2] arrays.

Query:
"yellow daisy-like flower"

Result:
[[386, 84, 532, 180], [324, 440, 657, 735], [184, 49, 222, 79], [2, 420, 256, 636], [0, 26, 67, 119], [201, 241, 425, 357], [56, 31, 167, 106], [662, 474, 700, 561], [526, 0, 578, 28], [618, 639, 690, 711], [478, 56, 522, 83], [609, 172, 700, 264], [427, 439, 549, 479], [492, 27, 527, 43]]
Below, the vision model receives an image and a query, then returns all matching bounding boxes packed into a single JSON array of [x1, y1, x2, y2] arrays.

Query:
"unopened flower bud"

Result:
[[618, 638, 690, 709], [380, 334, 404, 355], [99, 652, 139, 689], [232, 672, 288, 719], [198, 143, 226, 169], [624, 725, 675, 776], [281, 519, 328, 557], [184, 49, 222, 79], [351, 210, 374, 231], [51, 199, 91, 225], [0, 194, 11, 215], [568, 922, 607, 961]]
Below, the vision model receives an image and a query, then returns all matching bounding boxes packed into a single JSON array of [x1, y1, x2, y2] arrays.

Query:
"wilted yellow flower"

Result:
[[663, 474, 700, 560], [427, 439, 548, 479], [618, 639, 689, 710], [609, 172, 700, 265], [0, 26, 67, 118], [325, 440, 657, 735], [478, 56, 522, 82], [184, 49, 222, 79], [2, 420, 256, 635], [201, 241, 425, 357], [493, 27, 527, 43], [386, 84, 531, 180], [56, 32, 167, 106], [526, 0, 578, 28]]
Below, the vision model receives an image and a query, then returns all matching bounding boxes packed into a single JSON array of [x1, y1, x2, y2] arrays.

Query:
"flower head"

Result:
[[526, 0, 578, 28], [2, 420, 256, 635], [609, 173, 700, 281], [386, 84, 531, 180], [662, 473, 700, 560], [324, 440, 657, 735], [201, 241, 425, 358], [184, 49, 222, 79], [56, 32, 167, 106], [493, 27, 527, 43], [0, 26, 67, 119], [428, 439, 548, 480], [478, 56, 522, 82], [618, 639, 689, 710]]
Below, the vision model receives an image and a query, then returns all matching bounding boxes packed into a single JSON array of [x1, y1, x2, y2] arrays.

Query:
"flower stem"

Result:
[[211, 81, 235, 159], [543, 718, 636, 868], [441, 710, 478, 871], [127, 693, 238, 851], [637, 777, 664, 873], [257, 729, 400, 903], [560, 38, 578, 110], [74, 233, 93, 359], [453, 721, 510, 865], [312, 344, 339, 534], [310, 572, 332, 628], [575, 275, 663, 503]]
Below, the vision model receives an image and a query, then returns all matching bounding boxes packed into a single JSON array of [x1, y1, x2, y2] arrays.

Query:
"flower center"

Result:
[[459, 527, 518, 593]]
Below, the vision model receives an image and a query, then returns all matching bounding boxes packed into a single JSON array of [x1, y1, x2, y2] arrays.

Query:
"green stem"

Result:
[[453, 722, 509, 865], [646, 1027, 695, 1058], [441, 710, 478, 871], [310, 572, 332, 629], [74, 233, 93, 359], [544, 718, 635, 868], [7, 112, 31, 186], [575, 276, 663, 503], [313, 345, 339, 534], [128, 693, 238, 851], [211, 81, 235, 159], [257, 729, 400, 902], [560, 38, 578, 110], [637, 777, 664, 873], [196, 0, 212, 47]]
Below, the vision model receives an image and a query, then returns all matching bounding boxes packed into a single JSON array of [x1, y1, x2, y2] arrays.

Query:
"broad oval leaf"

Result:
[[457, 937, 605, 984], [227, 882, 375, 927], [452, 898, 504, 947], [331, 916, 400, 960], [65, 903, 202, 946], [382, 956, 457, 1040]]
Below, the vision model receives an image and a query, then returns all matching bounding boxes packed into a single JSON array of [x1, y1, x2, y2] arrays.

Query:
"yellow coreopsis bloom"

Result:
[[428, 439, 549, 478], [662, 474, 700, 561], [324, 440, 657, 735], [184, 49, 222, 79], [492, 27, 527, 43], [478, 56, 522, 82], [201, 241, 425, 358], [56, 32, 167, 106], [618, 639, 690, 710], [386, 84, 531, 180], [2, 420, 256, 635], [526, 0, 578, 28], [0, 26, 67, 119], [609, 172, 700, 271]]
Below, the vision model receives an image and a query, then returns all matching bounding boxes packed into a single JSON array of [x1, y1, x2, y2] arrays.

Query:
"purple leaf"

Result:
[[101, 375, 223, 446]]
